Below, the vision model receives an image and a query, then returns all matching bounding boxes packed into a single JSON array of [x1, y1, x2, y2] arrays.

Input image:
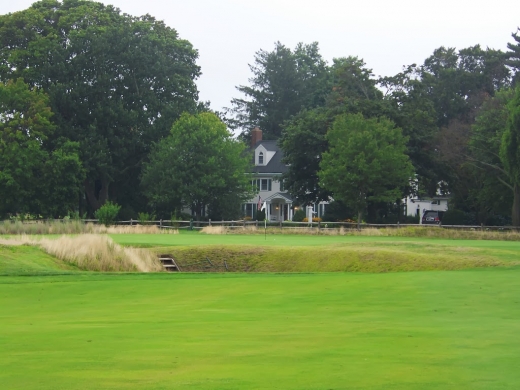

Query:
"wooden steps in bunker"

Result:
[[159, 254, 180, 272]]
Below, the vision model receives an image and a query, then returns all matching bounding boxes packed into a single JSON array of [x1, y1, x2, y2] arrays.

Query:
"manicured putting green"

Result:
[[2, 269, 520, 389]]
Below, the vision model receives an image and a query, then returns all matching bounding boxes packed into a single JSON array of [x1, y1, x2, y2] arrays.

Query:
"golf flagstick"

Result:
[[260, 201, 267, 240]]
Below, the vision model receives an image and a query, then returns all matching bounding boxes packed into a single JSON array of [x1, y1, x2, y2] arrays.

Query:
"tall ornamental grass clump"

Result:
[[0, 220, 94, 235], [0, 220, 178, 235], [0, 235, 163, 272]]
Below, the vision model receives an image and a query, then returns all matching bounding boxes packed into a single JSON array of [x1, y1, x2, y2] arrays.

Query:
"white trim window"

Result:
[[252, 179, 272, 191], [258, 152, 264, 165]]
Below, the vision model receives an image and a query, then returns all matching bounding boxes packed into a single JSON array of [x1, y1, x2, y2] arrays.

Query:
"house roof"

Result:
[[264, 192, 293, 203], [252, 139, 278, 151], [251, 140, 288, 174]]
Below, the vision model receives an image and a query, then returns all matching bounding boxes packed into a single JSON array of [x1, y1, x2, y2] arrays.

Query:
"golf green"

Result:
[[2, 269, 520, 389]]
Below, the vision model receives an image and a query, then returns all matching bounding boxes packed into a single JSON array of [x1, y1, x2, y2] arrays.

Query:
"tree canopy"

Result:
[[229, 41, 329, 141], [280, 56, 385, 205], [141, 112, 253, 220], [0, 78, 84, 217], [319, 113, 414, 225], [0, 0, 200, 216], [500, 86, 520, 225]]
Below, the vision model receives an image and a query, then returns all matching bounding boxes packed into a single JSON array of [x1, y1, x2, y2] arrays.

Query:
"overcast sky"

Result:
[[2, 0, 520, 112]]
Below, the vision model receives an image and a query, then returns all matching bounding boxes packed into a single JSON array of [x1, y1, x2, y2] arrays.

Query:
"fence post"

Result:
[[318, 220, 321, 232], [130, 218, 133, 226], [160, 219, 162, 228], [209, 219, 211, 226]]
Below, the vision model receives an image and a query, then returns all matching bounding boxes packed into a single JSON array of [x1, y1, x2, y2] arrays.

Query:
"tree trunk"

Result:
[[84, 178, 110, 214], [513, 184, 520, 226]]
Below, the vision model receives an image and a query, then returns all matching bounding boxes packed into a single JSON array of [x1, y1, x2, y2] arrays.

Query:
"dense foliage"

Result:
[[2, 1, 520, 225], [0, 79, 84, 218], [319, 114, 414, 225], [233, 36, 518, 224], [141, 112, 253, 220], [0, 0, 200, 217]]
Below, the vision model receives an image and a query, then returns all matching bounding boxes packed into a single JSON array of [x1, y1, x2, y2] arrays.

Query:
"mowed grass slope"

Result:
[[111, 232, 520, 272], [0, 244, 78, 275], [2, 270, 520, 389]]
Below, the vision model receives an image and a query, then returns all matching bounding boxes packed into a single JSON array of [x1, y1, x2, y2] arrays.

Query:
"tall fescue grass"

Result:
[[201, 225, 520, 240], [0, 220, 178, 235], [201, 225, 239, 234], [0, 235, 163, 272]]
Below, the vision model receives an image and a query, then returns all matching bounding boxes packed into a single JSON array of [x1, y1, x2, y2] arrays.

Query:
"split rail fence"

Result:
[[77, 219, 520, 232]]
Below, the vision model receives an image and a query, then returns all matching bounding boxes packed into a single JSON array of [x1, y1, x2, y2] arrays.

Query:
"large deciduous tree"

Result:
[[229, 41, 329, 140], [467, 90, 514, 223], [381, 45, 510, 197], [280, 57, 385, 204], [0, 0, 200, 215], [141, 112, 253, 220], [279, 107, 333, 205], [318, 113, 414, 227], [0, 79, 84, 217], [506, 28, 520, 84], [500, 87, 520, 225]]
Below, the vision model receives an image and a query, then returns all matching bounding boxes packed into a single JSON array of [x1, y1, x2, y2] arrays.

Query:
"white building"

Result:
[[242, 127, 326, 222], [404, 196, 449, 218]]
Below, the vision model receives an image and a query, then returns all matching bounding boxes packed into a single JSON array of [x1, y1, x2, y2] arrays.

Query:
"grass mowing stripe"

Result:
[[1, 270, 520, 389]]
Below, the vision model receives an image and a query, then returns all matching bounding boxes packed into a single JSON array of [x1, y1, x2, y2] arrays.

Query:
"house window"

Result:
[[258, 152, 264, 165], [260, 179, 271, 191], [252, 179, 272, 191], [279, 179, 285, 192]]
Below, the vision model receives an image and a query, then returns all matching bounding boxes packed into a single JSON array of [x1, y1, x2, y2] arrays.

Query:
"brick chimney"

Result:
[[251, 127, 262, 148]]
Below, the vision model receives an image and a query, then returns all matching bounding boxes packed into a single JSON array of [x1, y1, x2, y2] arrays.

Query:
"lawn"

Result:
[[1, 233, 520, 389], [2, 270, 520, 389]]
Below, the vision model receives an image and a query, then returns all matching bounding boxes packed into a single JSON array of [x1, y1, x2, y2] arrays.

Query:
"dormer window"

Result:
[[258, 152, 264, 165]]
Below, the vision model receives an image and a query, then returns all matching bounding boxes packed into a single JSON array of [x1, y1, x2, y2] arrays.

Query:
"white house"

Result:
[[242, 127, 327, 222], [404, 196, 449, 219]]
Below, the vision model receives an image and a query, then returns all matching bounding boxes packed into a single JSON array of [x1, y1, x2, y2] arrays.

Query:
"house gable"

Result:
[[255, 144, 276, 167]]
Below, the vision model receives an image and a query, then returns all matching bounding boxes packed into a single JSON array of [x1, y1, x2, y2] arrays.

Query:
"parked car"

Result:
[[422, 210, 444, 225]]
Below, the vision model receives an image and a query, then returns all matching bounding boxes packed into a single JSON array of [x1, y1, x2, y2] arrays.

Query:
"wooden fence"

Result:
[[76, 219, 519, 232]]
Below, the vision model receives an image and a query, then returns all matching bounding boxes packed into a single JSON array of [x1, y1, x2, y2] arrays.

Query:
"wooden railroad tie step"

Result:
[[158, 255, 180, 272]]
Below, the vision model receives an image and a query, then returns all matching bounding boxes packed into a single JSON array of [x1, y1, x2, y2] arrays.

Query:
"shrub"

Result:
[[321, 200, 353, 222], [292, 209, 306, 222], [256, 209, 266, 221], [138, 212, 156, 225], [303, 217, 322, 223], [441, 209, 465, 225], [94, 201, 121, 226]]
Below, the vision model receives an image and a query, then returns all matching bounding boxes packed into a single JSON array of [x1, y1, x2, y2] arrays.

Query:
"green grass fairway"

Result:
[[2, 270, 520, 389]]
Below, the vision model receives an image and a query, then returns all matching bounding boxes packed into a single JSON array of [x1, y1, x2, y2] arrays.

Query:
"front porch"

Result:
[[243, 192, 294, 222]]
